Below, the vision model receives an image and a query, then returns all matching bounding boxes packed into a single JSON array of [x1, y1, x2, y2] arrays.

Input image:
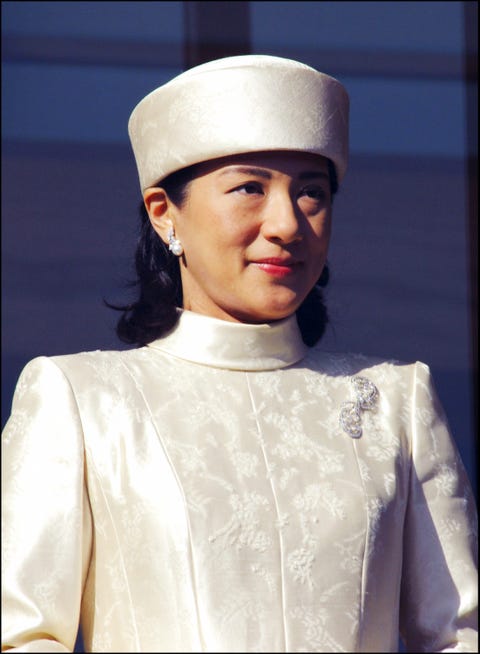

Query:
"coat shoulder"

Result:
[[304, 346, 422, 380]]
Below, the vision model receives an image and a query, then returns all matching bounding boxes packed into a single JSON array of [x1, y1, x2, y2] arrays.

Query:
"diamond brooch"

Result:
[[339, 376, 379, 438]]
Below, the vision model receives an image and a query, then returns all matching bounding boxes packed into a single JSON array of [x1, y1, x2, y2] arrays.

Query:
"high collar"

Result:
[[147, 310, 308, 371]]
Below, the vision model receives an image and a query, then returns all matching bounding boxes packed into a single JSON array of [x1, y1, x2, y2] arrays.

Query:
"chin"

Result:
[[223, 290, 306, 324], [242, 303, 302, 324], [261, 293, 306, 321]]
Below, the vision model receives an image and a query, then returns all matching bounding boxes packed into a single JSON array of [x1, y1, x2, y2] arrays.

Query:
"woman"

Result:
[[2, 55, 477, 653]]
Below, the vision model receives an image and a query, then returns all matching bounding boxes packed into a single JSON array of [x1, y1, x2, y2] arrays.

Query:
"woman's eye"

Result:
[[233, 182, 264, 195], [300, 186, 327, 201]]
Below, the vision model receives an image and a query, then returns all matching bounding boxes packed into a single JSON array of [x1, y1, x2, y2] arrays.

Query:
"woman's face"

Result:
[[148, 151, 333, 324]]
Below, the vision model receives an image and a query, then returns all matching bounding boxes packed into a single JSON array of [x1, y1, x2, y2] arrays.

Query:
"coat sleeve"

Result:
[[399, 362, 478, 652], [1, 357, 92, 652]]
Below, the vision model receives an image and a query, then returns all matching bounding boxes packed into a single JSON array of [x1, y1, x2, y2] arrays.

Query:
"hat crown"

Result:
[[128, 54, 349, 190]]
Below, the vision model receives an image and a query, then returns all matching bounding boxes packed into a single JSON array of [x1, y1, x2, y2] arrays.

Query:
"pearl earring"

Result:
[[167, 227, 183, 256]]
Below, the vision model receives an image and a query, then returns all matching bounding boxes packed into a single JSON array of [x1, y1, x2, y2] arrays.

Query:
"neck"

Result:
[[147, 309, 309, 371]]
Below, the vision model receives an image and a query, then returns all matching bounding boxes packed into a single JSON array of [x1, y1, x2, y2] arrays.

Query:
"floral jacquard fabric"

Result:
[[1, 311, 478, 652]]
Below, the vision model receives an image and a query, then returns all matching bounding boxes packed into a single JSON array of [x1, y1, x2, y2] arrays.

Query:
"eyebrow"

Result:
[[298, 171, 330, 181], [218, 166, 330, 181], [219, 166, 272, 179]]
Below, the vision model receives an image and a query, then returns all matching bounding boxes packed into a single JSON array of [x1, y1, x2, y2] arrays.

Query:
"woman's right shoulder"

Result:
[[21, 346, 133, 369], [15, 347, 145, 393]]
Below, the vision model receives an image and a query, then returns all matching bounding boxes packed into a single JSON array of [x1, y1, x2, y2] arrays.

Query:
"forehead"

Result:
[[195, 150, 330, 179]]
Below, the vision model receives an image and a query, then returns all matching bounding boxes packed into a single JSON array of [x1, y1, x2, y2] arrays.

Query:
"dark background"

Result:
[[2, 1, 477, 488]]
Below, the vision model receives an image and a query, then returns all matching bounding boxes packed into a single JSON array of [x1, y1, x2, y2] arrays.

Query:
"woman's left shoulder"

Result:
[[304, 346, 428, 382], [302, 348, 442, 406]]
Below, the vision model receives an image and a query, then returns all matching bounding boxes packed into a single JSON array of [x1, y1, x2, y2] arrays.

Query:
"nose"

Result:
[[260, 193, 302, 244]]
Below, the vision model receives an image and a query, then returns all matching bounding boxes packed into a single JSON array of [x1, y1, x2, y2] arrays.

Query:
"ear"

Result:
[[143, 187, 176, 245]]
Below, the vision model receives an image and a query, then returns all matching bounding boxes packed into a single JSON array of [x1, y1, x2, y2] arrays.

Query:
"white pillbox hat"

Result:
[[128, 54, 349, 191]]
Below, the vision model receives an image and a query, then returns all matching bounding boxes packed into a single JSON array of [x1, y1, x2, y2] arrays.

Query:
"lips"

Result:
[[251, 257, 302, 277]]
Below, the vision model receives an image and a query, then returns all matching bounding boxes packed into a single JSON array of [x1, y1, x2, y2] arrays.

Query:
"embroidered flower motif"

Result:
[[434, 463, 458, 496], [339, 376, 379, 438], [207, 491, 272, 552], [287, 547, 316, 586]]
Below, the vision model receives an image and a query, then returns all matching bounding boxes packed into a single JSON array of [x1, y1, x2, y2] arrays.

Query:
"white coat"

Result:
[[2, 311, 477, 652]]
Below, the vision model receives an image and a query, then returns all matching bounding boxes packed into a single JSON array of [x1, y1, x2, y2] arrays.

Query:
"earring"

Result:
[[167, 227, 183, 256]]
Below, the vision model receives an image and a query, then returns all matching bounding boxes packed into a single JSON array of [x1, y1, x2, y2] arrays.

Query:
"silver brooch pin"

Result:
[[339, 376, 379, 438]]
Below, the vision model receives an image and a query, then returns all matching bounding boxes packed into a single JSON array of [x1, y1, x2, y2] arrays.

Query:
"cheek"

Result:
[[213, 214, 259, 248], [180, 213, 257, 263], [308, 214, 332, 249]]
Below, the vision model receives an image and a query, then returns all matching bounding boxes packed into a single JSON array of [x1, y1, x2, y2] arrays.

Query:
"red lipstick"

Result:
[[252, 258, 301, 277]]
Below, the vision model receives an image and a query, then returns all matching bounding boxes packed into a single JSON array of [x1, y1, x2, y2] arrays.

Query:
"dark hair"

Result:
[[107, 158, 338, 348]]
